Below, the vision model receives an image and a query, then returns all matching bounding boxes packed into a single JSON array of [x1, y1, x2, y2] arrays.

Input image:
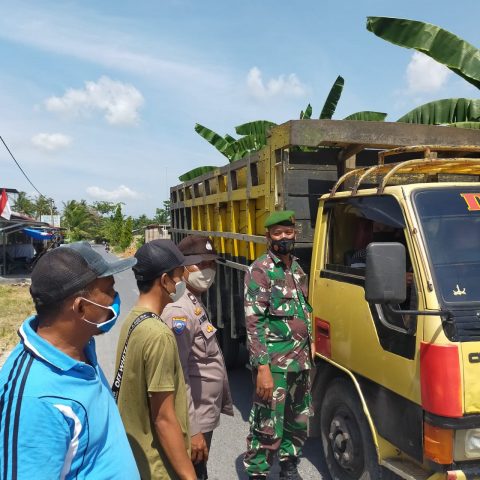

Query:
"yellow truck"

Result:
[[170, 120, 480, 479]]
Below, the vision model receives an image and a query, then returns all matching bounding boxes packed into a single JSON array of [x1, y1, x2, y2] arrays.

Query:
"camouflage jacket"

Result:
[[244, 250, 313, 372]]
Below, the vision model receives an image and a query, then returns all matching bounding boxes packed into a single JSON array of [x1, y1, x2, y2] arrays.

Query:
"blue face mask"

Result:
[[79, 292, 121, 333]]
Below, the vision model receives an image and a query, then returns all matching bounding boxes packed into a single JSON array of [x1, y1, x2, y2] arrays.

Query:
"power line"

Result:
[[0, 135, 45, 197]]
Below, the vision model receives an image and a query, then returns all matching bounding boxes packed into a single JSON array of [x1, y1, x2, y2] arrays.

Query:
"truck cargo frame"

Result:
[[170, 119, 480, 367]]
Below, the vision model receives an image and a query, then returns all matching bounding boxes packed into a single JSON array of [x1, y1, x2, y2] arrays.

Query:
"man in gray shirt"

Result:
[[163, 236, 233, 480]]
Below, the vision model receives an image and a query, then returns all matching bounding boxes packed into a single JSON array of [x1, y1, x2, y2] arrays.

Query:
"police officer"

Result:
[[163, 235, 233, 480], [243, 210, 315, 480]]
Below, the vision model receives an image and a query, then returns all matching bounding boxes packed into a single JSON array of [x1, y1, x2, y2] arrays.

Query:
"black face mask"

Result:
[[270, 238, 295, 255]]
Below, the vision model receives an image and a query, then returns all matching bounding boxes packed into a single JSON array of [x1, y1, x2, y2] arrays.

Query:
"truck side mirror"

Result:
[[365, 242, 406, 304]]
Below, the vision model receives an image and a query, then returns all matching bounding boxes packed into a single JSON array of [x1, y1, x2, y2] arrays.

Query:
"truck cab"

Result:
[[310, 146, 480, 479]]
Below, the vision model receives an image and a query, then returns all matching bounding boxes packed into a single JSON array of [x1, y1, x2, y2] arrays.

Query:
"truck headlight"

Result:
[[454, 428, 480, 460]]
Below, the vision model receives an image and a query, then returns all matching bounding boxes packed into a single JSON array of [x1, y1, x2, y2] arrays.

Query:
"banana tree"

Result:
[[367, 17, 480, 91], [343, 111, 387, 121], [179, 166, 217, 182], [367, 17, 480, 130], [235, 120, 277, 149], [193, 124, 237, 161], [397, 98, 480, 124], [182, 120, 278, 179], [300, 76, 386, 122], [299, 76, 344, 120], [188, 76, 386, 181], [300, 104, 313, 119], [320, 76, 345, 119], [193, 120, 277, 163]]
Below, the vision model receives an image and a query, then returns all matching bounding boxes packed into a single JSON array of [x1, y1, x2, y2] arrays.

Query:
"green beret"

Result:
[[264, 210, 296, 228]]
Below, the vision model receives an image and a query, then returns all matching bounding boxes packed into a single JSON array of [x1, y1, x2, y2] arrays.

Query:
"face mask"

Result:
[[79, 292, 121, 333], [270, 238, 295, 255], [187, 268, 216, 292], [169, 280, 186, 302]]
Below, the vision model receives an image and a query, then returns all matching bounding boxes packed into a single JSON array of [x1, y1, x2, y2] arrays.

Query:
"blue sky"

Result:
[[0, 0, 478, 217]]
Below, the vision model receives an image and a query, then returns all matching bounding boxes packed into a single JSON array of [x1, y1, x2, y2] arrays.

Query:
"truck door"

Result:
[[311, 194, 424, 465]]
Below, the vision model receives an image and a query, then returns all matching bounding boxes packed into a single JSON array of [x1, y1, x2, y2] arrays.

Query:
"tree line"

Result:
[[12, 192, 170, 250]]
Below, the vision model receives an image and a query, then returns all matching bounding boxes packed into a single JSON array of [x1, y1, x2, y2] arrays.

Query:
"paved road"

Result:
[[206, 356, 327, 480], [95, 246, 328, 479], [93, 246, 139, 383]]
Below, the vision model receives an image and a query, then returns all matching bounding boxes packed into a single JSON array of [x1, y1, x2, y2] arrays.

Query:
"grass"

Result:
[[0, 284, 35, 355]]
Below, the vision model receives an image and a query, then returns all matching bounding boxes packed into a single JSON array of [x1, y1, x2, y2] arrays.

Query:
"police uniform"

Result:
[[163, 287, 233, 479], [243, 210, 313, 479]]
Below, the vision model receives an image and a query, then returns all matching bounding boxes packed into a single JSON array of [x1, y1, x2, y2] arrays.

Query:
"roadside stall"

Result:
[[0, 213, 50, 275]]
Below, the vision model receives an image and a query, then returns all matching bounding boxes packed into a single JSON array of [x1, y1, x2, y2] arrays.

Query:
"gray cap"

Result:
[[65, 241, 137, 277], [30, 241, 137, 306]]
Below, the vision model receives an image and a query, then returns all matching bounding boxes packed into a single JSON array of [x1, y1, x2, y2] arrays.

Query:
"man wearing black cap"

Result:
[[0, 241, 140, 479], [114, 239, 202, 480], [163, 236, 233, 480]]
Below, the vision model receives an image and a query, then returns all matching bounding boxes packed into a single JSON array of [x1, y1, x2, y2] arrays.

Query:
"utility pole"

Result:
[[50, 199, 55, 227]]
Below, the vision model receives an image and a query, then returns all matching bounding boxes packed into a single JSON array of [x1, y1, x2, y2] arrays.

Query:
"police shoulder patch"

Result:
[[172, 317, 187, 335]]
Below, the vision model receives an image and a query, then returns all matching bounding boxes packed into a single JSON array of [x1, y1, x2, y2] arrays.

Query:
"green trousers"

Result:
[[244, 369, 312, 476]]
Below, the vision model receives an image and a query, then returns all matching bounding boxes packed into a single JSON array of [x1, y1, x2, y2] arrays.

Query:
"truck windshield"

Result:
[[414, 187, 480, 304]]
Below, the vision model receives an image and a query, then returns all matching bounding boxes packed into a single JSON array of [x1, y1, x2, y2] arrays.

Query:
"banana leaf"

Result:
[[234, 120, 276, 145], [320, 76, 344, 119], [179, 166, 216, 182], [224, 134, 237, 143], [194, 123, 233, 159], [447, 122, 480, 129], [397, 98, 480, 124], [300, 104, 313, 119], [367, 17, 480, 90], [343, 111, 387, 121], [228, 135, 261, 161]]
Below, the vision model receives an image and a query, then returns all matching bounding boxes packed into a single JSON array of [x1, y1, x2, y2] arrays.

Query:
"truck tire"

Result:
[[220, 324, 239, 369], [320, 378, 383, 480]]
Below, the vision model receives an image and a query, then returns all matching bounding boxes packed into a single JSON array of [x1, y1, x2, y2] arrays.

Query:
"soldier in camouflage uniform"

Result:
[[244, 210, 315, 480]]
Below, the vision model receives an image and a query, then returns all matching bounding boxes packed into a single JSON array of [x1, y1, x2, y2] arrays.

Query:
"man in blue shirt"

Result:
[[0, 242, 140, 479]]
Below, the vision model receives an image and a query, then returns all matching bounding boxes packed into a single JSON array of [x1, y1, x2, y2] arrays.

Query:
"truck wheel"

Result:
[[321, 378, 383, 480], [220, 324, 239, 369]]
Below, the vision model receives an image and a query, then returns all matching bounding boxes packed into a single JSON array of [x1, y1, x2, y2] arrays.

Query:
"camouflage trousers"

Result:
[[244, 369, 312, 476]]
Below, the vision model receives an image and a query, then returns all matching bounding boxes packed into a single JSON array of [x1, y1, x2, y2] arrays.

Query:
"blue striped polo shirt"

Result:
[[0, 316, 140, 480]]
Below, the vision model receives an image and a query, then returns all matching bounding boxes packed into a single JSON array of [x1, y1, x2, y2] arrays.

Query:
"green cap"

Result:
[[264, 210, 296, 228]]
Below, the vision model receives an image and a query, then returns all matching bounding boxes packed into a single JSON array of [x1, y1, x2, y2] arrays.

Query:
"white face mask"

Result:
[[169, 280, 186, 302], [187, 268, 216, 292]]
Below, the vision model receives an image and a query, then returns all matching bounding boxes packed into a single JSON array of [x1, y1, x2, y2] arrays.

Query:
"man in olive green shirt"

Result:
[[114, 240, 202, 479]]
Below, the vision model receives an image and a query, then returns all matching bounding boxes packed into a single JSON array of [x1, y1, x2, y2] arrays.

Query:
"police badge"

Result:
[[172, 317, 187, 334]]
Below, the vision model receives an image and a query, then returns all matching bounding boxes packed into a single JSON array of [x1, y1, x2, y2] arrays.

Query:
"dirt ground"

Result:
[[0, 284, 34, 355]]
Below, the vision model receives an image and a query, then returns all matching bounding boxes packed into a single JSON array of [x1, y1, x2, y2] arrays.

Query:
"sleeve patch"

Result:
[[172, 317, 187, 335]]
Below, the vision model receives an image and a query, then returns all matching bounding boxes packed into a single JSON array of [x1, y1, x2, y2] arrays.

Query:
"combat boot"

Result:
[[279, 456, 303, 480]]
